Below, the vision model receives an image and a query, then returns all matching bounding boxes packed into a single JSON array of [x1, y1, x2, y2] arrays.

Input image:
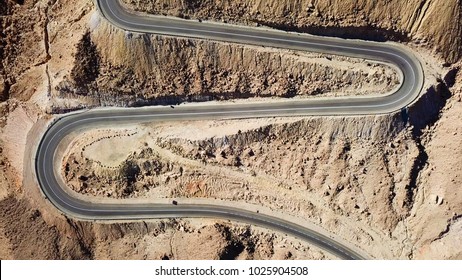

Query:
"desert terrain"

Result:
[[0, 0, 461, 259]]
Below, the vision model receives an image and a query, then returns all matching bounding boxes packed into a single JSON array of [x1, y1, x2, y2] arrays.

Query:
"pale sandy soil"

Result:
[[82, 128, 141, 167], [1, 105, 39, 176], [144, 117, 306, 141]]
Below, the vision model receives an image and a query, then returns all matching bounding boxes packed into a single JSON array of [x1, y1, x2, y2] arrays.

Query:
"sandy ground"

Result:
[[82, 128, 141, 167], [1, 106, 37, 176]]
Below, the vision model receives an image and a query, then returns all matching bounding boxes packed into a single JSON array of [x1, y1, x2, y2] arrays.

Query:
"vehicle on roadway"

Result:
[[35, 0, 425, 260]]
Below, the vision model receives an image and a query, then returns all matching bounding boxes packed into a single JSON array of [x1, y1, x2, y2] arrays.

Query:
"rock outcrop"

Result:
[[123, 0, 462, 64]]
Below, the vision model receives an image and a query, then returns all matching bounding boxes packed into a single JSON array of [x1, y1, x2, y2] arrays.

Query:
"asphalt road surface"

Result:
[[34, 0, 425, 260]]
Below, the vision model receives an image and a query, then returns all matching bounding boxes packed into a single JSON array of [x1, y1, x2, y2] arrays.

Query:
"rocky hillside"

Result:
[[123, 0, 462, 64], [0, 195, 324, 259], [56, 21, 398, 108]]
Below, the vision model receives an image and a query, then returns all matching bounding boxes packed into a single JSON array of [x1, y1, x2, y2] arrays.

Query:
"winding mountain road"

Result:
[[34, 0, 425, 260]]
